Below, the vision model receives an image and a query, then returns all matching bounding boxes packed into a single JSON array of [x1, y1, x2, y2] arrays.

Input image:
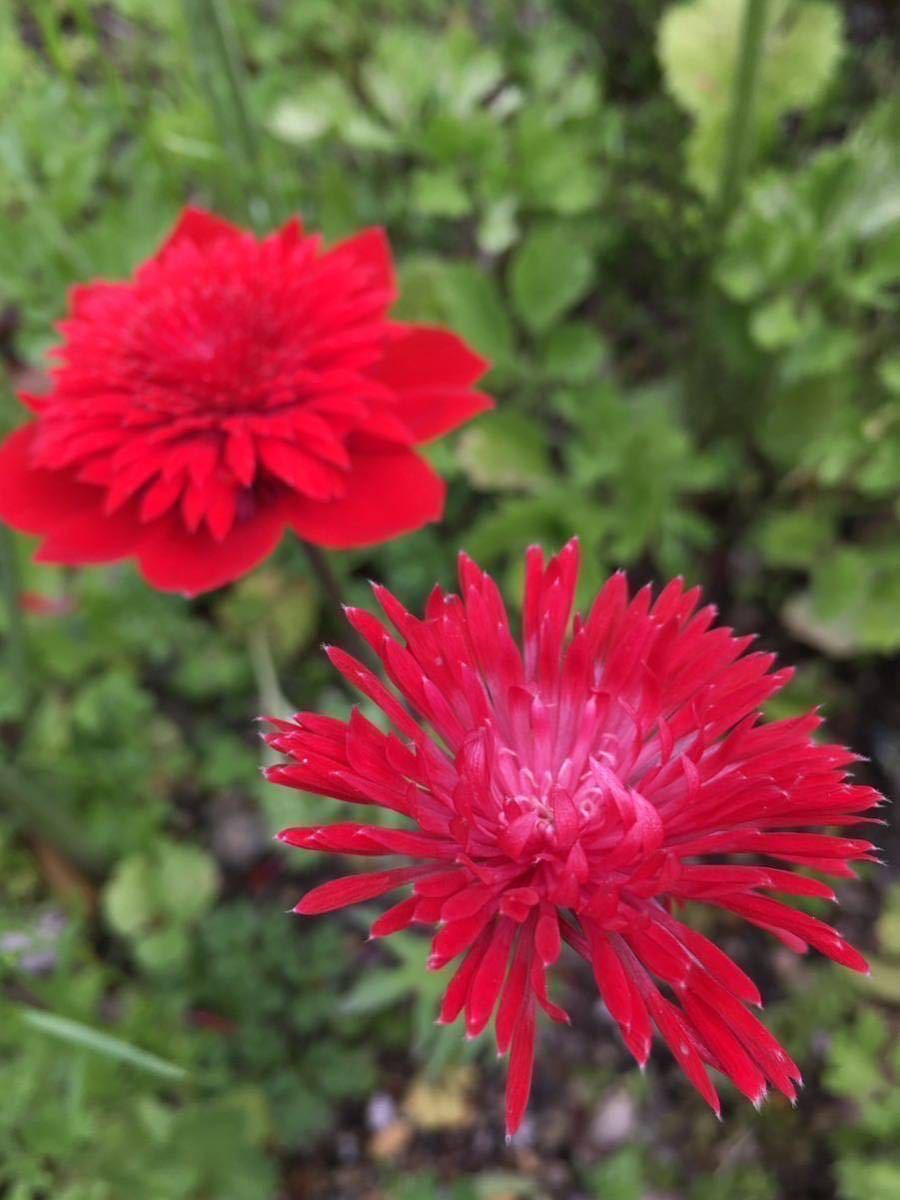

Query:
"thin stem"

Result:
[[247, 626, 292, 719], [301, 543, 378, 669], [32, 0, 80, 95], [205, 0, 260, 170], [70, 0, 130, 123], [301, 543, 348, 615], [181, 0, 271, 224], [687, 0, 770, 433], [0, 526, 27, 696], [715, 0, 770, 224]]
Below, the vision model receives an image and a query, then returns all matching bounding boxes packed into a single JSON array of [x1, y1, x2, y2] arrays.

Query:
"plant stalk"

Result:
[[204, 0, 260, 171], [715, 0, 770, 225], [181, 0, 270, 224], [181, 0, 366, 667], [301, 543, 380, 669], [0, 526, 27, 696], [688, 0, 770, 432]]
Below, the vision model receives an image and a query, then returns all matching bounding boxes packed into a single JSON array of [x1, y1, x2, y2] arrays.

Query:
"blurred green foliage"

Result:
[[0, 0, 897, 1196]]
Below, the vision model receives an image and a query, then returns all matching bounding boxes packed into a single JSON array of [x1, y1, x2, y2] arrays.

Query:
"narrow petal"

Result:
[[505, 998, 536, 1136], [466, 917, 516, 1037], [295, 866, 430, 915]]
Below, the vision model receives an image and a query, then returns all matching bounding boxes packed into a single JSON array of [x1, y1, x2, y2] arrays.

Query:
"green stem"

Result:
[[70, 0, 130, 122], [0, 526, 26, 696], [301, 543, 347, 616], [32, 0, 80, 95], [715, 0, 770, 224], [301, 543, 379, 670], [687, 0, 770, 433], [205, 0, 260, 170], [181, 0, 270, 224], [247, 626, 292, 719], [181, 0, 364, 670]]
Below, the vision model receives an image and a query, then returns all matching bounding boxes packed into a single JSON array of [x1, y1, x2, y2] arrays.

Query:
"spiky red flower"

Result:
[[0, 208, 491, 596], [265, 540, 880, 1134]]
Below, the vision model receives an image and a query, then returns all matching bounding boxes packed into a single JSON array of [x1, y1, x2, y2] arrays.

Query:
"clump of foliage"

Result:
[[0, 0, 896, 1196]]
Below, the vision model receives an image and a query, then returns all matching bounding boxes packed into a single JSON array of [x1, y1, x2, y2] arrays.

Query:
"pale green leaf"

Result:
[[659, 0, 843, 194], [508, 226, 595, 333], [456, 411, 551, 492], [19, 1008, 188, 1081]]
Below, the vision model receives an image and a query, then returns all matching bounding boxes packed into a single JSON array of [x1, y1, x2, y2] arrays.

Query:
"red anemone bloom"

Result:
[[266, 540, 880, 1135], [0, 208, 491, 595]]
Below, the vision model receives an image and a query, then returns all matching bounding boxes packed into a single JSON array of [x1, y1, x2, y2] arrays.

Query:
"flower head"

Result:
[[0, 208, 491, 595], [266, 540, 880, 1134]]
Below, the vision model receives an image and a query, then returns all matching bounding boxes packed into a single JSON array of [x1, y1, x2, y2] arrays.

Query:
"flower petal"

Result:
[[35, 503, 145, 565], [376, 326, 489, 390], [397, 388, 494, 443], [324, 227, 396, 300], [136, 504, 286, 597], [505, 997, 536, 1136], [285, 451, 445, 549], [294, 866, 429, 915], [157, 206, 243, 257], [0, 425, 101, 535]]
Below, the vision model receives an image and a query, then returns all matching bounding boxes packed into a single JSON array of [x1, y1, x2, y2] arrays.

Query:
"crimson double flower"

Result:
[[267, 541, 880, 1135], [0, 208, 490, 595]]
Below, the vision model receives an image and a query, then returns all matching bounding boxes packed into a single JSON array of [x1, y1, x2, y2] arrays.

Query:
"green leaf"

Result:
[[339, 969, 414, 1016], [584, 1148, 645, 1200], [410, 169, 472, 218], [104, 855, 154, 936], [754, 509, 833, 567], [103, 840, 219, 943], [477, 197, 519, 255], [18, 1008, 188, 1081], [456, 412, 552, 492], [541, 321, 607, 382], [157, 842, 219, 922], [659, 0, 843, 194], [137, 927, 191, 973], [508, 226, 595, 333], [435, 263, 515, 366], [750, 294, 809, 349], [878, 351, 900, 395]]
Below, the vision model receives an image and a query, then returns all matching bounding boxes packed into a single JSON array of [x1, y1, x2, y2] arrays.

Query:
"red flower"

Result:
[[266, 540, 881, 1135], [0, 208, 491, 596]]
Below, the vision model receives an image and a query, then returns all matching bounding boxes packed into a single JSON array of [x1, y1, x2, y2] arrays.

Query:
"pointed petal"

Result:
[[295, 866, 429, 915], [156, 206, 243, 257], [324, 226, 396, 300]]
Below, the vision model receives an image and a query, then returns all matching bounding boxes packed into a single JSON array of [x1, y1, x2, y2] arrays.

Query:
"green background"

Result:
[[0, 2, 898, 1197]]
